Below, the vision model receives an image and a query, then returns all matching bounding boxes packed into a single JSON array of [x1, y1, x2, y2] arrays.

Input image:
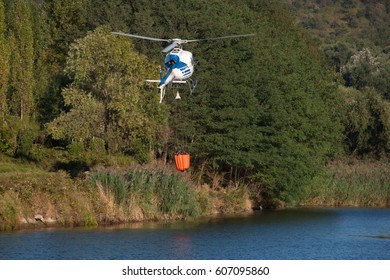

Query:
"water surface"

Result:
[[0, 208, 389, 259]]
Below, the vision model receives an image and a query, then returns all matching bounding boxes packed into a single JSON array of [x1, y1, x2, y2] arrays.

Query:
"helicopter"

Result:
[[111, 32, 255, 102]]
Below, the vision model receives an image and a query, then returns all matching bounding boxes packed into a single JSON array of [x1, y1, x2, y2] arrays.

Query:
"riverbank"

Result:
[[0, 160, 252, 231], [1, 157, 390, 231]]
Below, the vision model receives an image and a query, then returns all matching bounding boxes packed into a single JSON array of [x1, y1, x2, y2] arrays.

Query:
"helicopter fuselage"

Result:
[[160, 48, 194, 86]]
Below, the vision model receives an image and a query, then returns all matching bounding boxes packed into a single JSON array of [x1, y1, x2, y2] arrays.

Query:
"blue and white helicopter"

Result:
[[112, 32, 255, 102]]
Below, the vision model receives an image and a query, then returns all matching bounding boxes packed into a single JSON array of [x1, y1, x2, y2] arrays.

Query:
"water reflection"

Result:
[[172, 233, 192, 259]]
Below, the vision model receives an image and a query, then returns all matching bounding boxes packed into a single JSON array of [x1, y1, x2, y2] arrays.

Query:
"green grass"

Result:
[[0, 192, 19, 230], [302, 158, 390, 207], [0, 159, 44, 174], [0, 156, 100, 230]]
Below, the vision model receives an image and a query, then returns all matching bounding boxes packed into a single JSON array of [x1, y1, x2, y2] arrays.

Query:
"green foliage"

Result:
[[67, 140, 85, 159], [341, 48, 387, 91], [0, 0, 9, 123], [7, 0, 34, 121], [1, 0, 389, 206], [30, 2, 55, 126], [285, 1, 390, 103], [0, 125, 16, 156], [0, 117, 39, 158], [222, 186, 249, 213], [47, 26, 168, 161], [90, 168, 200, 218], [286, 0, 390, 46], [293, 0, 390, 160], [0, 164, 107, 230], [125, 169, 199, 217], [341, 86, 390, 157], [42, 0, 88, 65], [131, 169, 200, 217], [91, 171, 128, 205], [153, 0, 344, 203], [0, 192, 19, 230], [15, 124, 39, 159], [47, 88, 105, 141], [321, 41, 355, 72], [90, 137, 106, 158], [85, 0, 132, 31], [303, 158, 390, 207], [36, 0, 90, 127], [83, 212, 98, 227], [347, 48, 390, 99]]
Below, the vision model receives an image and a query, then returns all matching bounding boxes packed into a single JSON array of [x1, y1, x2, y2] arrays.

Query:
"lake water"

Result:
[[0, 208, 389, 260]]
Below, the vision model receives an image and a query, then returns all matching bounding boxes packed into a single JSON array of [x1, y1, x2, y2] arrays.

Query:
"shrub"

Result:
[[68, 140, 85, 159], [15, 126, 38, 159]]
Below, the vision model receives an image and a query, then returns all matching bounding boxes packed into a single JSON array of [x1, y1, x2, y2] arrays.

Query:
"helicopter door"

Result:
[[164, 52, 180, 68]]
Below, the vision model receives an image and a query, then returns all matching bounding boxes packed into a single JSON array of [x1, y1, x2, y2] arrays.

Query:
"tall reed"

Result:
[[90, 171, 128, 205], [90, 168, 200, 220], [302, 159, 390, 207]]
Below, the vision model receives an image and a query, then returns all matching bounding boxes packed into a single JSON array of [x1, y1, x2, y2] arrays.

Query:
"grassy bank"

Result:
[[0, 160, 98, 230], [0, 159, 251, 231], [3, 155, 389, 231], [302, 158, 390, 207]]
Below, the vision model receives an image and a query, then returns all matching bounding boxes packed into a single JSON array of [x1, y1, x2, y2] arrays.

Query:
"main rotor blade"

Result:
[[185, 33, 255, 43], [161, 42, 178, 53], [111, 32, 170, 42]]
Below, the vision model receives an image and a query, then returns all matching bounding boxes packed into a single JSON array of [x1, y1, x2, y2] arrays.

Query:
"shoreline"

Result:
[[9, 208, 257, 232], [2, 158, 390, 232], [6, 204, 390, 232]]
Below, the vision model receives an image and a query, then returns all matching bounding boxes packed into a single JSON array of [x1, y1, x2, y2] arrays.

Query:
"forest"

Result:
[[0, 0, 389, 228]]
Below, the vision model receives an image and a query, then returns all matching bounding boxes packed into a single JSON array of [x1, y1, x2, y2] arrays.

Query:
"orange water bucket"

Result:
[[174, 154, 190, 172]]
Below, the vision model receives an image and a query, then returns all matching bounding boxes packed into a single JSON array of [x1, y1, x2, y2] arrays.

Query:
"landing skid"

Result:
[[158, 85, 166, 103], [170, 79, 197, 94], [187, 78, 197, 95], [147, 79, 198, 103]]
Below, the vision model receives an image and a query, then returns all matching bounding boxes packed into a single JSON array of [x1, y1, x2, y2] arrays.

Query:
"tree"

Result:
[[0, 0, 9, 124], [47, 27, 168, 161], [341, 48, 390, 98], [30, 1, 53, 125], [321, 41, 355, 72], [43, 0, 88, 66], [341, 86, 390, 157], [342, 48, 379, 89], [244, 2, 343, 202], [7, 0, 34, 122], [85, 0, 132, 31]]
